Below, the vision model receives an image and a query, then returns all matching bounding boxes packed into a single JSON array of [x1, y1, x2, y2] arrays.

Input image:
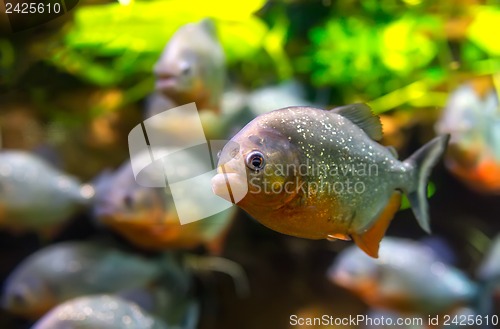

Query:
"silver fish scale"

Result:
[[258, 107, 413, 234]]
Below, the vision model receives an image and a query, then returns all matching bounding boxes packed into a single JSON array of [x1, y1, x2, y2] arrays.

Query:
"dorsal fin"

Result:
[[330, 103, 383, 141]]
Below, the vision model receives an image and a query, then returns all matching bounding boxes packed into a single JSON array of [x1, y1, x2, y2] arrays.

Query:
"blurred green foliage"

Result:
[[1, 0, 500, 113], [304, 1, 500, 110]]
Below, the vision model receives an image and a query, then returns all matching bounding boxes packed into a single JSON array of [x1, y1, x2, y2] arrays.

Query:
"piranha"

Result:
[[328, 237, 478, 315], [151, 18, 225, 115], [0, 150, 93, 235], [31, 295, 169, 329], [435, 82, 500, 193], [94, 155, 235, 253], [1, 241, 189, 320], [212, 104, 449, 257]]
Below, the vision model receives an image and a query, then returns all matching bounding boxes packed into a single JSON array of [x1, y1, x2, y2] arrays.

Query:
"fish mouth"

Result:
[[154, 70, 181, 91], [155, 77, 179, 91], [211, 164, 248, 204]]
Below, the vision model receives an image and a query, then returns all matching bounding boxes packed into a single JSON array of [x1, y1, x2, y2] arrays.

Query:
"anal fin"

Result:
[[351, 192, 402, 258]]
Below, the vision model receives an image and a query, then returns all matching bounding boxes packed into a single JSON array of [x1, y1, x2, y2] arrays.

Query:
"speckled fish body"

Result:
[[152, 19, 225, 113], [328, 238, 477, 315], [212, 104, 449, 257], [1, 241, 186, 319], [0, 151, 92, 232], [31, 295, 169, 329], [436, 84, 500, 193]]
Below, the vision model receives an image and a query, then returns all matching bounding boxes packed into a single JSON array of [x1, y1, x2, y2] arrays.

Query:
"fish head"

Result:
[[212, 120, 302, 211], [2, 272, 56, 319], [94, 167, 165, 227], [327, 246, 379, 294], [154, 49, 200, 100]]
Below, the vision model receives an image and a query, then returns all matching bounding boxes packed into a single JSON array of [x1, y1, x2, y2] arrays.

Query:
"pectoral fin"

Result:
[[327, 233, 352, 241], [351, 192, 402, 258]]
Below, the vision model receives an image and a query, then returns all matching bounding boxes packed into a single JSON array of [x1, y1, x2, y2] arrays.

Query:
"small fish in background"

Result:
[[327, 237, 478, 316], [1, 241, 191, 320], [0, 150, 93, 236], [212, 104, 449, 257], [30, 295, 169, 329], [145, 18, 233, 142], [147, 18, 225, 118], [94, 154, 235, 253], [435, 79, 500, 194]]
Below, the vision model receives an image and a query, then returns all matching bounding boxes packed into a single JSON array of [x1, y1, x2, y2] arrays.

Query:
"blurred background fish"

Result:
[[151, 19, 225, 114], [327, 237, 492, 317], [436, 78, 500, 194], [94, 153, 235, 253], [0, 151, 93, 237], [1, 241, 191, 321], [145, 18, 231, 143], [145, 19, 226, 136]]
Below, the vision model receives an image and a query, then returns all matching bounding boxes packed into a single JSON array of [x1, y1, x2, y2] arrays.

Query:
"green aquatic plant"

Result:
[[303, 2, 500, 110], [307, 14, 442, 103]]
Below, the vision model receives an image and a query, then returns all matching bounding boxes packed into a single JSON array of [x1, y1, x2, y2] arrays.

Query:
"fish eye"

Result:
[[123, 194, 134, 208], [180, 62, 191, 76], [10, 292, 27, 307], [245, 151, 266, 171]]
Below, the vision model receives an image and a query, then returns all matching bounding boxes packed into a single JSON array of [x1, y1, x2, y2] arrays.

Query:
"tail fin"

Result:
[[403, 135, 450, 233]]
